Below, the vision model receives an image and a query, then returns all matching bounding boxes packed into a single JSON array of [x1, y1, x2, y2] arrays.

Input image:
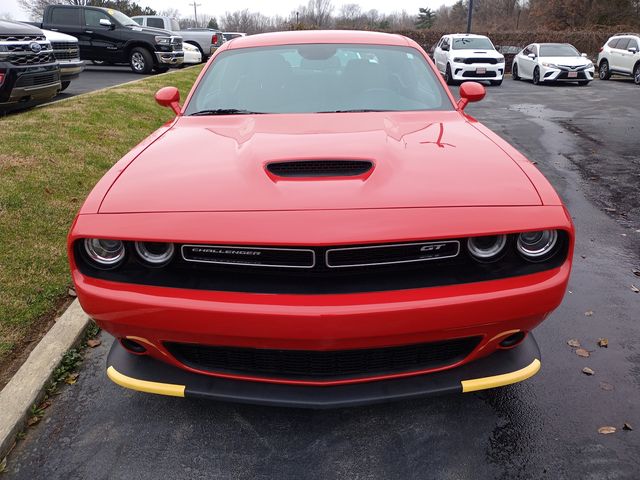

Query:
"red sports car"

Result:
[[68, 30, 574, 407]]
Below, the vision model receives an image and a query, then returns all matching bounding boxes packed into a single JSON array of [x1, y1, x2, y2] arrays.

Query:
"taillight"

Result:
[[212, 34, 218, 45], [599, 47, 604, 52], [0, 72, 4, 86]]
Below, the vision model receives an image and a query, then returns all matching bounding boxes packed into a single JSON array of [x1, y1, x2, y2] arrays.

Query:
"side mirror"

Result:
[[628, 47, 638, 54], [155, 86, 181, 115], [457, 81, 485, 111], [581, 52, 588, 57], [527, 53, 536, 59], [99, 18, 114, 29]]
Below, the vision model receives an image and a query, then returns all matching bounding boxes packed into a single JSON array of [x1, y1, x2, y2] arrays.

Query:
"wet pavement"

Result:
[[4, 78, 640, 479]]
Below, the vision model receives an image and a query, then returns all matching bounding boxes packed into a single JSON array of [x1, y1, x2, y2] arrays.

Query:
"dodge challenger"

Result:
[[68, 30, 574, 408]]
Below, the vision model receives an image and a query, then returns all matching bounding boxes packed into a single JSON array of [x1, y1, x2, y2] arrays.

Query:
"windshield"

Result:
[[539, 44, 580, 57], [452, 37, 494, 50], [185, 44, 452, 115], [110, 10, 140, 27]]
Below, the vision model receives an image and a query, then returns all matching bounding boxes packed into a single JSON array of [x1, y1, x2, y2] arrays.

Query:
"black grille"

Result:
[[267, 160, 373, 178], [15, 71, 60, 87], [556, 71, 587, 80], [51, 41, 80, 61], [0, 34, 45, 42], [7, 52, 55, 66], [462, 70, 498, 78], [165, 337, 482, 380], [463, 57, 498, 64]]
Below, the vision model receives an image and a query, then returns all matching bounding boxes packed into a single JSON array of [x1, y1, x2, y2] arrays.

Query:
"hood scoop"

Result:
[[266, 160, 374, 179]]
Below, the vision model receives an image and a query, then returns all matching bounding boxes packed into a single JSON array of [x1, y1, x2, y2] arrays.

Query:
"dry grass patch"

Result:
[[0, 65, 203, 364]]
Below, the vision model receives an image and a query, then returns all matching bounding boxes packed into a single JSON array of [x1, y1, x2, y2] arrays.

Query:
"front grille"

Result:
[[181, 244, 315, 268], [556, 71, 587, 80], [6, 52, 55, 66], [326, 241, 460, 268], [558, 65, 587, 71], [15, 71, 60, 87], [267, 160, 373, 178], [462, 70, 498, 78], [51, 41, 80, 61], [165, 337, 482, 380], [0, 34, 45, 42], [463, 57, 498, 64]]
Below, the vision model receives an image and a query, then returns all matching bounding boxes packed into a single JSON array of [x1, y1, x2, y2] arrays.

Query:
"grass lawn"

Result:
[[0, 65, 203, 369]]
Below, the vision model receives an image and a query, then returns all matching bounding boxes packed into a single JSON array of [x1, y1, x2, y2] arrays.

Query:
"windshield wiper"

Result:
[[317, 109, 395, 113], [189, 109, 266, 116]]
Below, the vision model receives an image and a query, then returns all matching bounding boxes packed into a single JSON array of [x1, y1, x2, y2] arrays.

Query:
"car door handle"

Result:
[[85, 30, 93, 34]]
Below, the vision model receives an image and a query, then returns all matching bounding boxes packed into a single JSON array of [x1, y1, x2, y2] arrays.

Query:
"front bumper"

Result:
[[106, 333, 541, 408], [59, 60, 85, 81], [451, 62, 505, 81], [541, 66, 594, 82], [154, 51, 184, 66], [0, 63, 61, 106]]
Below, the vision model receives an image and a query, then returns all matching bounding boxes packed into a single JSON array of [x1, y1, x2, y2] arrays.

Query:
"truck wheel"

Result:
[[129, 47, 153, 74], [60, 81, 71, 92]]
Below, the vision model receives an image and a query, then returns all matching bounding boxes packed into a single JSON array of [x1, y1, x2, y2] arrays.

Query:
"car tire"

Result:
[[578, 81, 590, 86], [444, 64, 455, 85], [60, 81, 71, 92], [599, 60, 611, 80], [129, 47, 153, 74], [512, 63, 519, 80], [490, 79, 503, 86], [533, 67, 541, 85], [634, 63, 640, 85]]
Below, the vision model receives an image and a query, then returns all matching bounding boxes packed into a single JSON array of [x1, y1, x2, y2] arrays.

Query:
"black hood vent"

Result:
[[266, 160, 373, 178]]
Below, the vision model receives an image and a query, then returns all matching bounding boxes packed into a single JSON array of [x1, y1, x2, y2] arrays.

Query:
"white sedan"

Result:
[[512, 43, 594, 86], [183, 42, 203, 65]]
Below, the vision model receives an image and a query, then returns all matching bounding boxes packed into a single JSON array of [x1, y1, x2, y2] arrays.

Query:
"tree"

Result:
[[416, 7, 436, 29], [20, 0, 156, 19], [207, 17, 219, 29]]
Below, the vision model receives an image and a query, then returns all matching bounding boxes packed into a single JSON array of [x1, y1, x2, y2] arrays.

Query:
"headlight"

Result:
[[467, 235, 507, 262], [453, 57, 465, 63], [585, 62, 594, 68], [155, 36, 172, 45], [497, 55, 505, 62], [84, 238, 125, 268], [517, 230, 558, 261], [542, 62, 559, 68], [135, 242, 175, 267]]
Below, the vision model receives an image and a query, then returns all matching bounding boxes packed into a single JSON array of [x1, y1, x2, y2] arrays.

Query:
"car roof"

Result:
[[448, 33, 489, 38], [226, 30, 411, 49]]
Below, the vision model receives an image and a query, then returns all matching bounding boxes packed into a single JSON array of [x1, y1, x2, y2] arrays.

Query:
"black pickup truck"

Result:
[[0, 20, 61, 111], [32, 5, 183, 74]]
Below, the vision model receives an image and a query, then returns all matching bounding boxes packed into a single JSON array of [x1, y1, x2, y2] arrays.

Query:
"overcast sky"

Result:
[[2, 0, 456, 22]]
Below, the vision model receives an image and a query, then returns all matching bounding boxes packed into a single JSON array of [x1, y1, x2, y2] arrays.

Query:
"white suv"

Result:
[[433, 34, 505, 86], [597, 33, 640, 84]]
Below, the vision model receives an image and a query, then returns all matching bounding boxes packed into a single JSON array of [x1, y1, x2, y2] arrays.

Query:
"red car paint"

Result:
[[68, 30, 574, 387]]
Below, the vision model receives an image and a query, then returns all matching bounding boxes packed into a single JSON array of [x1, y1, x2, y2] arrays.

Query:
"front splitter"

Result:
[[106, 335, 541, 408]]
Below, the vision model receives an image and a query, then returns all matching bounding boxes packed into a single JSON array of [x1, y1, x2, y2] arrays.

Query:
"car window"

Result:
[[539, 44, 579, 57], [50, 7, 81, 26], [452, 37, 494, 50], [529, 45, 538, 56], [171, 19, 180, 31], [147, 17, 164, 29], [615, 38, 630, 50], [185, 44, 453, 115], [627, 39, 639, 51], [84, 9, 111, 27], [132, 17, 143, 25]]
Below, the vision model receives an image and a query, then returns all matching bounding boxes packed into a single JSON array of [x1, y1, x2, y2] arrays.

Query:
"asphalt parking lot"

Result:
[[5, 78, 640, 479], [55, 65, 147, 99]]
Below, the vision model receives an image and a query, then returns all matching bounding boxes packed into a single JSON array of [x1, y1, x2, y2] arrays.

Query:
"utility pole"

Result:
[[466, 0, 474, 33], [189, 2, 201, 27]]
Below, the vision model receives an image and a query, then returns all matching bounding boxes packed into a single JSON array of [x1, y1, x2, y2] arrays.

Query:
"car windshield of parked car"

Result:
[[110, 10, 140, 27], [539, 44, 580, 57], [452, 37, 494, 50], [184, 44, 453, 115]]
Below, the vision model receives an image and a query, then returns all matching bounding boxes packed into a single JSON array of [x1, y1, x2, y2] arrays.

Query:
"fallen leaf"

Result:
[[39, 400, 51, 410], [0, 456, 6, 473], [599, 382, 614, 391], [575, 348, 590, 358], [567, 338, 581, 348], [584, 310, 594, 317], [598, 426, 616, 435], [65, 373, 79, 385], [582, 367, 595, 375], [632, 285, 639, 293], [623, 423, 633, 431], [44, 187, 53, 195], [27, 416, 40, 427], [87, 339, 101, 348], [68, 288, 77, 297], [597, 338, 608, 348], [633, 268, 640, 277]]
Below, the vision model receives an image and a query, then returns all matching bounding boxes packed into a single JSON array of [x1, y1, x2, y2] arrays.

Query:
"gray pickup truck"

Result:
[[131, 16, 224, 59]]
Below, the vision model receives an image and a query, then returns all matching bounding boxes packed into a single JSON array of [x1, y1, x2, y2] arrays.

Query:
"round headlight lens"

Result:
[[467, 235, 507, 262], [134, 242, 175, 266], [517, 230, 558, 260], [84, 238, 125, 267]]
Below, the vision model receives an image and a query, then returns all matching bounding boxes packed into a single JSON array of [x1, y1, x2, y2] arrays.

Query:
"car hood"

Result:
[[41, 28, 78, 42], [125, 25, 175, 37], [540, 56, 591, 67], [99, 112, 541, 213]]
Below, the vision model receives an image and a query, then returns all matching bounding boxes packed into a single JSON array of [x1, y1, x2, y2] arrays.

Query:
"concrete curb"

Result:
[[0, 300, 89, 461]]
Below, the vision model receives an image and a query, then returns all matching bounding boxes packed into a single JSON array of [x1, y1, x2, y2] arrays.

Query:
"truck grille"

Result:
[[165, 337, 482, 381], [51, 41, 80, 61], [15, 71, 60, 87], [0, 34, 46, 42], [7, 52, 55, 66], [463, 57, 498, 64]]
